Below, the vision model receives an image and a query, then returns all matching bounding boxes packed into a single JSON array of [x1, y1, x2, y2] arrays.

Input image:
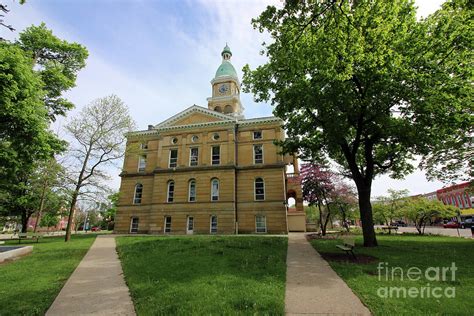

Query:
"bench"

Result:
[[14, 233, 43, 244], [336, 237, 356, 259], [381, 226, 398, 234]]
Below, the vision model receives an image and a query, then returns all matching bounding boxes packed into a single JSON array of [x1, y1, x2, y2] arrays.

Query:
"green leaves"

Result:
[[244, 0, 472, 184], [0, 23, 87, 228], [18, 23, 89, 119]]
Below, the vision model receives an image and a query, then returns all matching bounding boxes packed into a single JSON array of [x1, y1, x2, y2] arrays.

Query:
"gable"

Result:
[[154, 105, 235, 129], [171, 112, 222, 126]]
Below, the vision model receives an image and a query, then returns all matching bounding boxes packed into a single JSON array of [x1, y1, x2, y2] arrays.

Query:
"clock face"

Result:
[[218, 83, 229, 94]]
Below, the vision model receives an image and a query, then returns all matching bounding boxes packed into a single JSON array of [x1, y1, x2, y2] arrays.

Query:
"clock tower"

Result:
[[207, 44, 244, 119]]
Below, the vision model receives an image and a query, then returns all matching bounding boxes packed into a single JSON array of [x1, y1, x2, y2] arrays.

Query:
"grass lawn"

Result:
[[0, 234, 96, 315], [117, 236, 287, 315], [310, 234, 474, 315]]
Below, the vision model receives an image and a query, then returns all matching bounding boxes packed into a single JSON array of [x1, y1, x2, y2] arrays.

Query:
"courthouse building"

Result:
[[114, 45, 305, 234]]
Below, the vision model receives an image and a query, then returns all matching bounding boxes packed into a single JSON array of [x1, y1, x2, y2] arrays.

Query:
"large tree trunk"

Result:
[[21, 210, 29, 233], [355, 184, 378, 247]]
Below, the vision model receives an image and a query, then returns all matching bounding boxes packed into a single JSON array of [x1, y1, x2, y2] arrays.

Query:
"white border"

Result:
[[188, 179, 196, 202], [211, 178, 219, 201], [167, 181, 174, 203], [254, 177, 265, 201], [253, 144, 264, 164], [133, 183, 143, 204], [255, 215, 267, 233], [210, 215, 218, 234], [211, 145, 220, 165]]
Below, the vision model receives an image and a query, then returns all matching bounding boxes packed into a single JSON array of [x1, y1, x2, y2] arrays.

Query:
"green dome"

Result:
[[221, 44, 232, 56], [215, 60, 238, 79]]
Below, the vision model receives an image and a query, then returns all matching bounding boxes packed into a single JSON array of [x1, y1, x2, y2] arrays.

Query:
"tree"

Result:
[[39, 212, 59, 231], [18, 23, 88, 119], [418, 1, 473, 183], [372, 189, 409, 229], [0, 43, 64, 232], [331, 180, 358, 232], [243, 0, 472, 246], [98, 192, 119, 230], [0, 24, 87, 232], [64, 95, 135, 241], [400, 197, 457, 234], [300, 163, 335, 236], [32, 159, 65, 232]]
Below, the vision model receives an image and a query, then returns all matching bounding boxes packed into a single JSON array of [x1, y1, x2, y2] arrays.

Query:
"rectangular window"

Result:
[[138, 155, 146, 172], [457, 195, 463, 208], [210, 215, 218, 233], [164, 216, 172, 233], [253, 131, 262, 139], [133, 184, 143, 204], [190, 147, 199, 166], [254, 145, 263, 164], [255, 179, 265, 201], [130, 217, 139, 233], [140, 142, 148, 150], [212, 146, 220, 165], [169, 149, 178, 168], [256, 215, 267, 233]]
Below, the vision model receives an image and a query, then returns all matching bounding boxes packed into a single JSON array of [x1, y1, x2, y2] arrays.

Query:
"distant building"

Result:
[[422, 191, 438, 201], [436, 182, 472, 209]]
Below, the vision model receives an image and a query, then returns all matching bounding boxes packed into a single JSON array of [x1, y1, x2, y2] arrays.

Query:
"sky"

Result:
[[2, 0, 451, 197]]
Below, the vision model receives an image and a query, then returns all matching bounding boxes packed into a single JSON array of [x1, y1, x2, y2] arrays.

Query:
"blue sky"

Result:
[[3, 0, 449, 196]]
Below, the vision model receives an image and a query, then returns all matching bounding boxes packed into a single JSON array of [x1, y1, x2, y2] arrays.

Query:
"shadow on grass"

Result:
[[310, 234, 474, 315]]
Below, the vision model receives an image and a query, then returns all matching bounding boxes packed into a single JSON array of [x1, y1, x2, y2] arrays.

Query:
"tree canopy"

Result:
[[400, 197, 457, 234], [18, 23, 89, 119], [243, 0, 473, 246], [0, 24, 88, 231]]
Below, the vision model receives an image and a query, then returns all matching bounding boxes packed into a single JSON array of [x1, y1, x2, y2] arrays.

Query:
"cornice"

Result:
[[120, 163, 286, 177]]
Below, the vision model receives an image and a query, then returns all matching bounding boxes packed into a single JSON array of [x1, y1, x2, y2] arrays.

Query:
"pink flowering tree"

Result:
[[300, 163, 336, 235], [331, 180, 358, 232]]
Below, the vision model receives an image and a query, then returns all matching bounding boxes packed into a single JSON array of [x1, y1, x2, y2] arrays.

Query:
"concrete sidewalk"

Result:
[[285, 233, 371, 315], [47, 235, 135, 316]]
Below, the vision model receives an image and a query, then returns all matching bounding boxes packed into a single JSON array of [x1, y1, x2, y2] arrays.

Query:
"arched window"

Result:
[[189, 179, 196, 202], [255, 178, 265, 201], [214, 106, 222, 113], [224, 104, 233, 114], [167, 181, 175, 203], [211, 179, 219, 201], [133, 183, 143, 204]]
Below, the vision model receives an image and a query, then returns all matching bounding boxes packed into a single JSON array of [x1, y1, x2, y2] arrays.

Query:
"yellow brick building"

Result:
[[114, 45, 305, 234]]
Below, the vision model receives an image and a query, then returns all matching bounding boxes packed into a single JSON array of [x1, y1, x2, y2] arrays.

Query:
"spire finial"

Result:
[[221, 43, 232, 60]]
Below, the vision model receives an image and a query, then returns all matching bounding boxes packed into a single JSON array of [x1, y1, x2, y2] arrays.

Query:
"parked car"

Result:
[[391, 220, 407, 227], [91, 226, 101, 232], [443, 221, 461, 229], [461, 218, 473, 229]]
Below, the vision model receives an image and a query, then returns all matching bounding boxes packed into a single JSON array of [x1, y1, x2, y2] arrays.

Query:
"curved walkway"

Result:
[[285, 233, 371, 315], [46, 235, 135, 316]]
